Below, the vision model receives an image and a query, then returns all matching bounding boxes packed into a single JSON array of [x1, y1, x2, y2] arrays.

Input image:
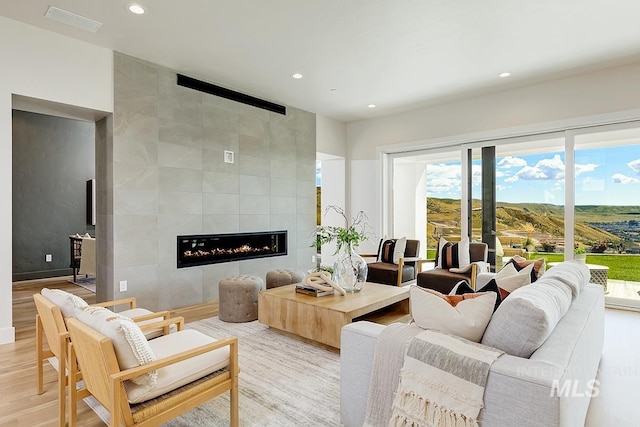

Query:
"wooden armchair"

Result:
[[416, 242, 490, 293], [67, 316, 239, 427], [34, 289, 172, 427], [362, 239, 421, 286]]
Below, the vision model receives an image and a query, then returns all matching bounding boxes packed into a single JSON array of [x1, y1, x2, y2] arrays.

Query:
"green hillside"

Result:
[[427, 198, 627, 248]]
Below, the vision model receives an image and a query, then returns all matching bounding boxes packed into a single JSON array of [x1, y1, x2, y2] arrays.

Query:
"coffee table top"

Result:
[[260, 282, 409, 315]]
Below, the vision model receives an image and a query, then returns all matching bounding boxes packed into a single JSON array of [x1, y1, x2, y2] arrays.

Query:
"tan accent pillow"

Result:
[[41, 288, 89, 318], [410, 286, 496, 342]]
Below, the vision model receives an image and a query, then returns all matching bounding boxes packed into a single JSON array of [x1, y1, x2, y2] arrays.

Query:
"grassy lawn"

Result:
[[527, 253, 640, 282], [426, 249, 640, 281]]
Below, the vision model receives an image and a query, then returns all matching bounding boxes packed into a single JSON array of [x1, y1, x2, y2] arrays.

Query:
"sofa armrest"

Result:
[[340, 321, 386, 427]]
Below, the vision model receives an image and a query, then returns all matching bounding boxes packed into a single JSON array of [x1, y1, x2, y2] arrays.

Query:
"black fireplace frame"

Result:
[[176, 230, 287, 268]]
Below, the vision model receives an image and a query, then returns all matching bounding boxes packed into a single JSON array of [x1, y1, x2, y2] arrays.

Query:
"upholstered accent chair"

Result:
[[362, 238, 421, 286], [67, 316, 239, 427], [34, 290, 173, 427], [416, 242, 489, 293]]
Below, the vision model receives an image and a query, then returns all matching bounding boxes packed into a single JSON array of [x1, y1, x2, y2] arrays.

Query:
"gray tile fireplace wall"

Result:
[[104, 52, 316, 311]]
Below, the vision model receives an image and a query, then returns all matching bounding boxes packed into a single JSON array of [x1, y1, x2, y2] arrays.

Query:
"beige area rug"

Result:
[[84, 317, 341, 426]]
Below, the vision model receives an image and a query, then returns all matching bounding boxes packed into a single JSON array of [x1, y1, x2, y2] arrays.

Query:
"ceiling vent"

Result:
[[45, 6, 103, 33]]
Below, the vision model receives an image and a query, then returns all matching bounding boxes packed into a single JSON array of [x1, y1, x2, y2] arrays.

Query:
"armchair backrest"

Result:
[[34, 293, 68, 358], [405, 239, 420, 259], [470, 242, 488, 263]]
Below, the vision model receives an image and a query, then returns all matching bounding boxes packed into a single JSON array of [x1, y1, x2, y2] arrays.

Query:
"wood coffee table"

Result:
[[258, 282, 410, 350]]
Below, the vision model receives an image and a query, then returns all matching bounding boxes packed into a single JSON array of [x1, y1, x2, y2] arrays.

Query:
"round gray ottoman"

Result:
[[218, 275, 263, 323], [266, 269, 305, 289]]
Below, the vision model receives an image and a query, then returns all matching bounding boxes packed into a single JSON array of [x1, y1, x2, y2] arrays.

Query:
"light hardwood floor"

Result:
[[2, 278, 639, 426], [0, 278, 218, 427]]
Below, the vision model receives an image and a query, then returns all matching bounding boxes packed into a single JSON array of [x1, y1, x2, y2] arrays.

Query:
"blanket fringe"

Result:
[[389, 389, 479, 427]]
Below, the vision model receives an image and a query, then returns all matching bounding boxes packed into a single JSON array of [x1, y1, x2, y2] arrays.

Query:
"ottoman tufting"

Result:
[[218, 275, 264, 322], [266, 269, 305, 289]]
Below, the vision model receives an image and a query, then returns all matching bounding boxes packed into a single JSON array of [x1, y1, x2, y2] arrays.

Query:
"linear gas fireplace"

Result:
[[177, 231, 287, 268]]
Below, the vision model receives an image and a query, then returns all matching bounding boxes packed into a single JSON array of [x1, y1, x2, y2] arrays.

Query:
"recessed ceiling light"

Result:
[[291, 73, 303, 79], [499, 72, 511, 78], [127, 3, 146, 15], [368, 104, 376, 108]]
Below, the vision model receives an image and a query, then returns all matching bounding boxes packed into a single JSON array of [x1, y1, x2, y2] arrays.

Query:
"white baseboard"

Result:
[[0, 326, 16, 345]]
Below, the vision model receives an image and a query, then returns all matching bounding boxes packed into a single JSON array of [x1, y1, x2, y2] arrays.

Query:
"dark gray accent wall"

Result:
[[103, 53, 316, 311], [12, 110, 95, 281]]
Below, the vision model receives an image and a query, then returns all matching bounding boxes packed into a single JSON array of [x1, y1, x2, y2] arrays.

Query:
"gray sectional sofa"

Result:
[[340, 261, 605, 427]]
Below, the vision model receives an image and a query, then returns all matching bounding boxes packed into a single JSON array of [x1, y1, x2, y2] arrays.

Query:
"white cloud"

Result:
[[496, 184, 510, 191], [497, 156, 527, 168], [426, 163, 463, 195], [575, 163, 598, 176], [612, 173, 640, 184], [627, 159, 640, 174]]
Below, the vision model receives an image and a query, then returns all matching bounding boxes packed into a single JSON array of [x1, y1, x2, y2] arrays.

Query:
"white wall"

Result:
[[346, 61, 640, 255], [347, 61, 640, 160], [316, 115, 347, 158], [0, 17, 113, 344]]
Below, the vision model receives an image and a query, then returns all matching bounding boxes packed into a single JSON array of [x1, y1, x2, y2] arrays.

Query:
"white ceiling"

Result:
[[3, 0, 640, 123]]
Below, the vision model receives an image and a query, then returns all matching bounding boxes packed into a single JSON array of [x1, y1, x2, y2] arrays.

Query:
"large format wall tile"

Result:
[[111, 53, 316, 311]]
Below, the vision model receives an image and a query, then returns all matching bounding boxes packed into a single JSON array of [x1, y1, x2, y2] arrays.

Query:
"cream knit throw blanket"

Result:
[[389, 330, 503, 427]]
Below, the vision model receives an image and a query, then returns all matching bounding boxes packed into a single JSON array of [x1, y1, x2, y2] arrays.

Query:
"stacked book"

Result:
[[295, 284, 335, 297]]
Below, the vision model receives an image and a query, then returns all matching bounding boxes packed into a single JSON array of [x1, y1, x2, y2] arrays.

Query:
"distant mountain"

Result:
[[427, 198, 631, 246]]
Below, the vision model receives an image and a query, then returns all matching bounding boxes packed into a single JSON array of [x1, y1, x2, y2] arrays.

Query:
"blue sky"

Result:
[[426, 146, 640, 205], [316, 147, 640, 206]]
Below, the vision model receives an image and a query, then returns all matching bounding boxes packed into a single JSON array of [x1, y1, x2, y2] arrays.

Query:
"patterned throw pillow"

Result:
[[410, 285, 496, 342], [493, 262, 534, 299], [436, 236, 470, 269], [452, 280, 503, 312], [505, 255, 546, 282], [379, 239, 396, 264]]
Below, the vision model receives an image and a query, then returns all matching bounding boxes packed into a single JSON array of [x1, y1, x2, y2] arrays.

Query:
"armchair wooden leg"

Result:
[[58, 336, 66, 427], [396, 259, 405, 287], [36, 315, 44, 395]]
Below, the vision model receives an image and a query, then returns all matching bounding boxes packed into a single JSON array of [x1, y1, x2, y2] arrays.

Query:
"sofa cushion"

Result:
[[41, 288, 89, 318], [437, 236, 470, 269], [379, 239, 397, 264], [481, 279, 572, 358], [541, 260, 590, 300], [410, 285, 496, 342], [125, 329, 230, 404], [76, 306, 157, 385], [495, 262, 534, 298]]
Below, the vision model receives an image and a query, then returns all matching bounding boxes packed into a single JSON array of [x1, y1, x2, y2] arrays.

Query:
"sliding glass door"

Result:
[[388, 119, 640, 309], [573, 123, 640, 308]]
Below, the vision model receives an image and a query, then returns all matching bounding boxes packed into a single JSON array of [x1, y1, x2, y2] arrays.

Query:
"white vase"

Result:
[[333, 244, 368, 293], [575, 253, 587, 264]]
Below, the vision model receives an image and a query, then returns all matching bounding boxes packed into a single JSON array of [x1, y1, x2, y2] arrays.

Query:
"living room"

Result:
[[2, 2, 640, 426]]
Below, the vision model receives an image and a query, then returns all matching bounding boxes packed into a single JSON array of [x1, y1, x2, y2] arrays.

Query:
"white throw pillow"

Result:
[[410, 285, 496, 342], [75, 306, 157, 386], [393, 237, 407, 264], [41, 288, 89, 318]]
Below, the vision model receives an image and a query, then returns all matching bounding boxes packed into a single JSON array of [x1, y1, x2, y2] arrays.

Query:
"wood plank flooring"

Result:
[[0, 278, 218, 427]]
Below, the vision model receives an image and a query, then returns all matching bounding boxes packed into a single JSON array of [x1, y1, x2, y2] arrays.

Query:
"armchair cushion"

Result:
[[126, 329, 230, 404], [437, 236, 470, 269], [76, 306, 157, 386]]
